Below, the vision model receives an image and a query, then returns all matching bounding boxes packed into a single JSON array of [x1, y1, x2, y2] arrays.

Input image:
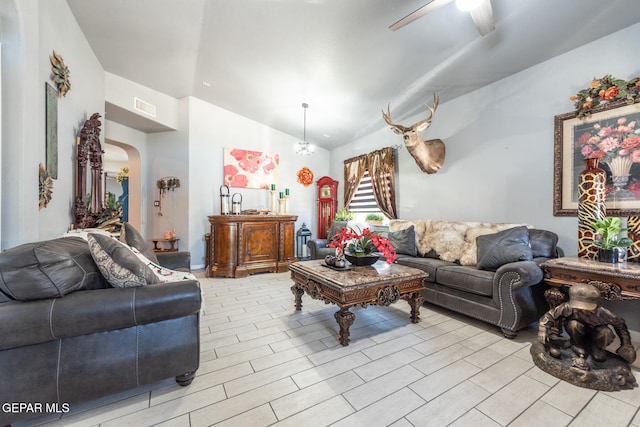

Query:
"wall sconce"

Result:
[[157, 176, 180, 195], [156, 176, 180, 216]]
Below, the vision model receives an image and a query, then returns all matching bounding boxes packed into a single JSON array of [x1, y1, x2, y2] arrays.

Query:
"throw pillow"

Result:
[[119, 222, 160, 264], [88, 233, 159, 288], [388, 225, 417, 256], [529, 229, 559, 258], [476, 226, 533, 271], [127, 248, 197, 283], [0, 236, 109, 301]]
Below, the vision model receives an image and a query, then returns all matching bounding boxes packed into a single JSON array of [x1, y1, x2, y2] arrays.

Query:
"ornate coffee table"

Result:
[[289, 259, 428, 346]]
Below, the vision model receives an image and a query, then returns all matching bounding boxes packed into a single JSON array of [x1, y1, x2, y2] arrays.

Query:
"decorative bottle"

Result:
[[577, 158, 606, 259]]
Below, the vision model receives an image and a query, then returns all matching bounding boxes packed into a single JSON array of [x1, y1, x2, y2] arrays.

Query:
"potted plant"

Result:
[[590, 217, 633, 263], [365, 213, 385, 225], [333, 208, 354, 222]]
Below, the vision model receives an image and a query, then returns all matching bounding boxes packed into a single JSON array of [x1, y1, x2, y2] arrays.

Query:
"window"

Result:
[[344, 147, 397, 220], [347, 169, 392, 218]]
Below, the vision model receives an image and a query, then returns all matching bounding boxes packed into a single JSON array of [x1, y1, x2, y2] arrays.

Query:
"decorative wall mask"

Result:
[[49, 50, 71, 97], [39, 163, 53, 210], [382, 93, 445, 174]]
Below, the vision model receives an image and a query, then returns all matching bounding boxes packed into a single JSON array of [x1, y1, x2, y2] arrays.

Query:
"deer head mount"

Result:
[[382, 93, 445, 174]]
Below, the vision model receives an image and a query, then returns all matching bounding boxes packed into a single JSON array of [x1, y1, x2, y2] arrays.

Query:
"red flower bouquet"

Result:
[[329, 226, 396, 264]]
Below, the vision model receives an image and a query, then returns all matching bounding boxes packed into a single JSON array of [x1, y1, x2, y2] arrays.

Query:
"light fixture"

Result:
[[296, 102, 315, 155], [455, 0, 483, 12]]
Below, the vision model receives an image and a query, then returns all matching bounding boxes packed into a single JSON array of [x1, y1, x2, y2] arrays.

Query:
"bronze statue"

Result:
[[538, 283, 636, 370], [532, 282, 637, 390]]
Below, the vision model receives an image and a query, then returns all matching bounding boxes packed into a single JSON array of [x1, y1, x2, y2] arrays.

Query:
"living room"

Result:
[[2, 0, 640, 425]]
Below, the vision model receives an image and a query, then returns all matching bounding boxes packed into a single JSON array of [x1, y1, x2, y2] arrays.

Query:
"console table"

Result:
[[207, 214, 297, 278], [541, 256, 640, 303]]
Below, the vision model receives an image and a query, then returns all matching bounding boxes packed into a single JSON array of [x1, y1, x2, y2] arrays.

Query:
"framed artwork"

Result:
[[223, 147, 279, 189], [45, 82, 58, 179], [553, 96, 640, 216]]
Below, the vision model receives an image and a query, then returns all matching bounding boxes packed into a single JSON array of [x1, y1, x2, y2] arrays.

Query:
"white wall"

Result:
[[185, 97, 330, 268], [331, 22, 640, 257], [0, 0, 105, 249], [105, 72, 178, 130]]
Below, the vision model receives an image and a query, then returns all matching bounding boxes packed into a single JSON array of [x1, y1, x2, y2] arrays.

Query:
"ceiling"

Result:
[[66, 0, 640, 151]]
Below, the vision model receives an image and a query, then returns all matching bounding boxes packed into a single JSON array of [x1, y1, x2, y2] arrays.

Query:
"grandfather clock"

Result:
[[316, 176, 338, 239]]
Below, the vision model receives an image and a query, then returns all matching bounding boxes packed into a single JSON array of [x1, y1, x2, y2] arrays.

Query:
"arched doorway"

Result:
[[104, 140, 141, 230]]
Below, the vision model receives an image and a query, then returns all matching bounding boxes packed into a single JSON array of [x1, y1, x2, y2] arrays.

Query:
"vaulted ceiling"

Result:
[[67, 0, 640, 150]]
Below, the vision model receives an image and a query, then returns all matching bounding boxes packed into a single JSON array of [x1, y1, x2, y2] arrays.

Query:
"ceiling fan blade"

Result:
[[469, 0, 495, 36], [389, 0, 454, 31]]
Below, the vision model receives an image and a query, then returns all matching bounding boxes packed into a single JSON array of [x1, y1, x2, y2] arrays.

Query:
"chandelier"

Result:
[[296, 102, 314, 155]]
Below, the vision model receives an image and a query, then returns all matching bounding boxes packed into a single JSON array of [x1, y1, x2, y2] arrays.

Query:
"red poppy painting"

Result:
[[223, 147, 279, 189]]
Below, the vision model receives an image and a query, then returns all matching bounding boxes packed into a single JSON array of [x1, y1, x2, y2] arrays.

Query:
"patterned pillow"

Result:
[[128, 248, 198, 283], [87, 233, 159, 288]]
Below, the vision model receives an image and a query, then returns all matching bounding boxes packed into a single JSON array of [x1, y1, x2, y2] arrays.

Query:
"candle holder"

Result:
[[284, 195, 290, 214], [270, 191, 278, 214]]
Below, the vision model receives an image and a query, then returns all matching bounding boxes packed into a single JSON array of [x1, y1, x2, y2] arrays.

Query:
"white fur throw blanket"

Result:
[[389, 219, 530, 266]]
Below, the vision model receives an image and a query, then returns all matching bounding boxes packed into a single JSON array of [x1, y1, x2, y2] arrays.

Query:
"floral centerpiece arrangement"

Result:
[[569, 74, 640, 119], [329, 226, 396, 264]]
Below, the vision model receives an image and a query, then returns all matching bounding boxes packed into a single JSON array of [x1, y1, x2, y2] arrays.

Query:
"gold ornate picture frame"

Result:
[[553, 96, 640, 216]]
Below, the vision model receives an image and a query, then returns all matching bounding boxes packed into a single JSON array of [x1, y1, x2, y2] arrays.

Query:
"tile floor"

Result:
[[19, 270, 640, 427]]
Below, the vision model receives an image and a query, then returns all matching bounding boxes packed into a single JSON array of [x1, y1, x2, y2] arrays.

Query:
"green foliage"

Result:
[[589, 217, 633, 249], [105, 192, 120, 210], [333, 207, 354, 222], [365, 213, 384, 221]]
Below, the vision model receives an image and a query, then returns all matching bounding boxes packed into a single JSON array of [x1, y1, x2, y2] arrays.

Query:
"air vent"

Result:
[[134, 97, 156, 118]]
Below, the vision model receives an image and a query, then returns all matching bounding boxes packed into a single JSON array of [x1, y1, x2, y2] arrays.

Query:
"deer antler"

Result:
[[382, 93, 439, 134], [382, 104, 410, 134], [413, 93, 439, 132]]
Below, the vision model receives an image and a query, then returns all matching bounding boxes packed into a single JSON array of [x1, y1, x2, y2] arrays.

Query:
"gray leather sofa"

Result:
[[0, 225, 200, 426], [387, 220, 561, 338], [306, 221, 351, 260]]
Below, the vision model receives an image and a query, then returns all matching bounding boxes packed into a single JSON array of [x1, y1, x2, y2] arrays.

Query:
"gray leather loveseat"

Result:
[[0, 224, 201, 426]]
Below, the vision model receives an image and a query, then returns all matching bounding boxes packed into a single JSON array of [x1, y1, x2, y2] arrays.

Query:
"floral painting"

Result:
[[554, 97, 640, 215], [223, 148, 279, 189]]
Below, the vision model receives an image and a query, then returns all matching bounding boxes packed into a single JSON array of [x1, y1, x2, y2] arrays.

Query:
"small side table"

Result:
[[541, 256, 640, 304], [151, 237, 179, 252]]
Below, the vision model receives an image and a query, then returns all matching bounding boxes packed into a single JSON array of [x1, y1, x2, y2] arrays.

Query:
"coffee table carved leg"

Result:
[[405, 292, 425, 323], [291, 283, 304, 311], [334, 307, 356, 346]]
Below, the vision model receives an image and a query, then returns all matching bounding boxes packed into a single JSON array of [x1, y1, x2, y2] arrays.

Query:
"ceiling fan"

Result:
[[389, 0, 495, 36]]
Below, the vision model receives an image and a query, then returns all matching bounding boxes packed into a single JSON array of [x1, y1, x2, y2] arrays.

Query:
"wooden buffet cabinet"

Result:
[[207, 214, 298, 278]]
